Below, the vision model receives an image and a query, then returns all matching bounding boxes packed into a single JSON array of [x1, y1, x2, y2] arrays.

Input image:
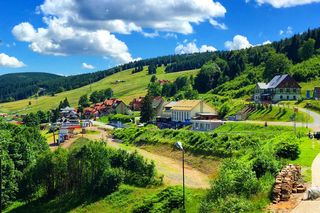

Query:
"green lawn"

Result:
[[5, 184, 206, 213], [247, 106, 313, 123], [0, 67, 199, 114]]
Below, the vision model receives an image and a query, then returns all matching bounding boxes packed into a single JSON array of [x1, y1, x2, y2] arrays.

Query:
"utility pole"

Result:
[[175, 142, 185, 213]]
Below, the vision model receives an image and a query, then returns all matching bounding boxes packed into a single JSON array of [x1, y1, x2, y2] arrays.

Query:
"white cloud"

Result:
[[82, 62, 95, 69], [279, 26, 293, 36], [209, 19, 228, 30], [164, 33, 178, 39], [12, 20, 133, 64], [12, 0, 227, 64], [142, 31, 159, 38], [0, 53, 25, 68], [262, 40, 272, 45], [248, 0, 320, 8], [175, 41, 216, 54], [224, 35, 253, 50], [39, 0, 227, 35]]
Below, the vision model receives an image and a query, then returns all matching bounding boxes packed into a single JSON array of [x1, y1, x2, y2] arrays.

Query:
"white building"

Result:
[[254, 75, 301, 103], [191, 120, 224, 131], [170, 100, 216, 122]]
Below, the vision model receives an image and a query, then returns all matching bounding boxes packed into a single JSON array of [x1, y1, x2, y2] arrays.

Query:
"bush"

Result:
[[133, 186, 183, 213], [252, 149, 282, 178], [275, 140, 300, 160], [201, 159, 261, 212]]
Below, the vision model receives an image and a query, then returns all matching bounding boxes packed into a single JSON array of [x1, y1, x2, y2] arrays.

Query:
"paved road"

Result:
[[312, 154, 320, 187], [291, 201, 320, 213]]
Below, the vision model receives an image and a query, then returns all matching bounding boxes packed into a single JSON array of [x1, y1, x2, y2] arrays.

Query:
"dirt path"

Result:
[[59, 126, 210, 189], [107, 139, 210, 188]]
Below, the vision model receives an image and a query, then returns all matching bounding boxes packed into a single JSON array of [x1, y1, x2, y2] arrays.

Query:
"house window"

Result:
[[280, 89, 283, 93], [280, 95, 283, 100], [287, 96, 289, 100], [293, 89, 297, 93], [293, 96, 296, 100]]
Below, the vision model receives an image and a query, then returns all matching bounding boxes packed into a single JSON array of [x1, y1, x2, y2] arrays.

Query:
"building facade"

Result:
[[254, 75, 301, 103], [170, 100, 216, 122]]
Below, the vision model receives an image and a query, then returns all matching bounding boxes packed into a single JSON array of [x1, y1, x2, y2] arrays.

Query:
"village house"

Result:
[[129, 96, 165, 115], [254, 74, 301, 103], [158, 79, 170, 85], [84, 98, 129, 118]]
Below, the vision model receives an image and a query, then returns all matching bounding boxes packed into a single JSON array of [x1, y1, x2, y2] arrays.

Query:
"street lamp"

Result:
[[175, 141, 185, 212]]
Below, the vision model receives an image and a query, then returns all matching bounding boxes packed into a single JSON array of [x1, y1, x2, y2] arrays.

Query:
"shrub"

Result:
[[272, 133, 301, 160], [201, 159, 261, 212], [252, 149, 282, 178], [275, 140, 300, 160], [133, 186, 183, 213]]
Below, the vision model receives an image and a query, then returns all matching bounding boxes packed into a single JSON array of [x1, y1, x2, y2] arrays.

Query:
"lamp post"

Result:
[[175, 141, 185, 212]]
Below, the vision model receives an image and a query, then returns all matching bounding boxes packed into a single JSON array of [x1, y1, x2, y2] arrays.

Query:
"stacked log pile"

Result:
[[272, 164, 306, 204]]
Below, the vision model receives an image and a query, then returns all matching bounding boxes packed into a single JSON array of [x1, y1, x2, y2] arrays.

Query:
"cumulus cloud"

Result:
[[175, 41, 216, 54], [279, 26, 293, 36], [12, 0, 227, 64], [0, 53, 25, 68], [82, 62, 95, 69], [39, 0, 226, 34], [12, 20, 133, 63], [209, 19, 227, 30], [224, 35, 253, 50], [247, 0, 320, 8]]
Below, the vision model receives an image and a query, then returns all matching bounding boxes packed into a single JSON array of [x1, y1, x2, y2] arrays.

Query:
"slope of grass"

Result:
[[247, 106, 313, 122], [0, 67, 199, 114], [6, 181, 206, 213], [214, 122, 307, 133]]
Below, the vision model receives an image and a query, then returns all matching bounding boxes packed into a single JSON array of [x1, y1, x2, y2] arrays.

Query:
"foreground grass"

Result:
[[5, 185, 206, 213], [247, 106, 313, 123], [0, 67, 199, 114]]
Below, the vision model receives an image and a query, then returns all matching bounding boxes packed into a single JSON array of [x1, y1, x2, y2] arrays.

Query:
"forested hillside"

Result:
[[2, 28, 320, 104]]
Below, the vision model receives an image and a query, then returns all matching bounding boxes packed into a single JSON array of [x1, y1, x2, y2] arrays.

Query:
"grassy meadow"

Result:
[[0, 66, 199, 114]]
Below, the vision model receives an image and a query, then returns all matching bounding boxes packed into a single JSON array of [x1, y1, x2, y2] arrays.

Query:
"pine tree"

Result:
[[140, 92, 154, 123]]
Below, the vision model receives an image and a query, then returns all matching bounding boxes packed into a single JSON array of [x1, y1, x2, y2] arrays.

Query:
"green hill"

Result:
[[0, 72, 62, 102], [0, 66, 199, 114]]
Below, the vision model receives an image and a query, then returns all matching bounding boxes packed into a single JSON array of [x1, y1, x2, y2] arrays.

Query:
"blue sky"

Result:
[[0, 0, 320, 75]]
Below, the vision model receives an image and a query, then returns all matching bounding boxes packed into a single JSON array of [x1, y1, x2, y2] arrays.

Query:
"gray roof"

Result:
[[267, 74, 288, 89], [257, 74, 289, 89], [257, 83, 268, 89]]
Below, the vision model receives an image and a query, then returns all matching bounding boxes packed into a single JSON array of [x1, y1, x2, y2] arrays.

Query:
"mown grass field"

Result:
[[247, 106, 313, 122], [0, 66, 199, 114]]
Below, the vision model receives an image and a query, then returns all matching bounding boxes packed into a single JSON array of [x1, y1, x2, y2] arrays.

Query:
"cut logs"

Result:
[[272, 164, 306, 204]]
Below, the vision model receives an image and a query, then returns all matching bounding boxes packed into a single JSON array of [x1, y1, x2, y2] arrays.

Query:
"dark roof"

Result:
[[267, 74, 288, 89]]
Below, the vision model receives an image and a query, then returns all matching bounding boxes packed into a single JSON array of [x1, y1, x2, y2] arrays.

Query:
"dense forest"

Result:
[[1, 28, 320, 103]]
